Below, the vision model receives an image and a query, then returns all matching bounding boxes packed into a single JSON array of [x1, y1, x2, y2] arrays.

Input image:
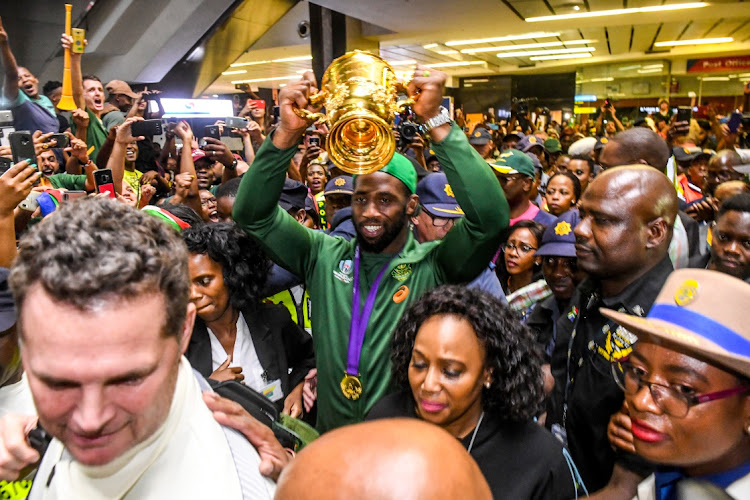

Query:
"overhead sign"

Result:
[[574, 94, 597, 102], [687, 56, 750, 73], [574, 106, 596, 114], [161, 98, 234, 118]]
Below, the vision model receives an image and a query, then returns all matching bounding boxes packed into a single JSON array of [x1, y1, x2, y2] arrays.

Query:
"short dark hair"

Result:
[[608, 127, 671, 172], [82, 75, 102, 84], [569, 154, 595, 174], [161, 203, 204, 227], [509, 219, 546, 245], [215, 177, 242, 200], [390, 285, 544, 421], [42, 80, 62, 97], [718, 193, 750, 218], [182, 222, 271, 310], [10, 198, 189, 338], [547, 170, 582, 202]]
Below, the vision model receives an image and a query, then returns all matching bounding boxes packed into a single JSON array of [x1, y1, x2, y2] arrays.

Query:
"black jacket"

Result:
[[186, 303, 315, 409]]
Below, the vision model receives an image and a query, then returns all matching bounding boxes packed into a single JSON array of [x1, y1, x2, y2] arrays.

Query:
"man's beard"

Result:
[[355, 208, 408, 253]]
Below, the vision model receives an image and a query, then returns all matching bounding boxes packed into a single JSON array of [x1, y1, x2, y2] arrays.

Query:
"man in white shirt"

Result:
[[3, 198, 275, 499]]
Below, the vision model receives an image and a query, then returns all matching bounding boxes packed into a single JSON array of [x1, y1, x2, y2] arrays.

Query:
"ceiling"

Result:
[[205, 0, 750, 95]]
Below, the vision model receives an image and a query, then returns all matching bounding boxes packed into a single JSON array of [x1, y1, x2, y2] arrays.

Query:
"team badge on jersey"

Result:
[[391, 263, 412, 282], [333, 259, 353, 283]]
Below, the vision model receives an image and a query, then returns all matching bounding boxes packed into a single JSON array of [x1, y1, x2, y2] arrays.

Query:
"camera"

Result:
[[395, 106, 423, 151]]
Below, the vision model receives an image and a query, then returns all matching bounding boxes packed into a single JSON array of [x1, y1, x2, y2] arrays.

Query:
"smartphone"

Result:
[[604, 99, 612, 109], [94, 169, 115, 199], [0, 157, 11, 177], [728, 111, 743, 134], [27, 424, 52, 457], [488, 123, 499, 131], [203, 125, 221, 140], [272, 105, 280, 121], [676, 106, 692, 123], [225, 117, 248, 129], [62, 190, 86, 202], [49, 133, 69, 149], [9, 131, 35, 166], [249, 99, 265, 109], [130, 119, 163, 137], [71, 28, 86, 54], [308, 136, 320, 148]]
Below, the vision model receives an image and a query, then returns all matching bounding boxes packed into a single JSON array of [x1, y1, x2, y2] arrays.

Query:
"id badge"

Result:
[[551, 423, 568, 447], [261, 379, 283, 402]]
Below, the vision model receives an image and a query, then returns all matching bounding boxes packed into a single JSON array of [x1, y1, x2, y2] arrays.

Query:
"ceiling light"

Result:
[[229, 55, 312, 68], [462, 41, 563, 53], [445, 32, 560, 46], [496, 47, 595, 58], [423, 43, 438, 49], [272, 55, 313, 63], [618, 64, 642, 71], [231, 75, 300, 84], [222, 70, 247, 75], [641, 64, 664, 69], [425, 61, 487, 68], [438, 50, 460, 55], [737, 73, 750, 78], [563, 39, 597, 45], [589, 77, 614, 82], [231, 60, 270, 68], [637, 68, 663, 73], [701, 76, 730, 81], [654, 37, 733, 47], [530, 53, 594, 61], [388, 59, 417, 66], [526, 2, 706, 22], [463, 78, 490, 83]]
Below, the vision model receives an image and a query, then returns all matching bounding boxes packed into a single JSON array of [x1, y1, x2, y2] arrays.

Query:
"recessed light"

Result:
[[424, 61, 487, 68], [530, 53, 594, 61], [222, 70, 247, 75], [462, 42, 563, 53], [445, 32, 560, 46], [230, 75, 301, 84], [700, 76, 730, 81], [388, 60, 417, 66], [654, 37, 733, 47], [496, 47, 595, 59], [526, 2, 706, 22]]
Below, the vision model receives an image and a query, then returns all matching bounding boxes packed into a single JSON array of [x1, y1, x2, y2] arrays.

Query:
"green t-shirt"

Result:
[[48, 173, 86, 191], [70, 108, 107, 164], [234, 124, 509, 432]]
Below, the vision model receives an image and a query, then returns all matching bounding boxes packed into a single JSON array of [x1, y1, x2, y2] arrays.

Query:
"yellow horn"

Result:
[[57, 4, 77, 111]]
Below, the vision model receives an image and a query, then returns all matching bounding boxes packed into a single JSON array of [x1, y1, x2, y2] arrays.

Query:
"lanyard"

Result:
[[346, 246, 394, 377], [563, 291, 599, 424]]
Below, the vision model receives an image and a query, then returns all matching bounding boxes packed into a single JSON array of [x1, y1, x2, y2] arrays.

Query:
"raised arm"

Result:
[[0, 160, 39, 267], [107, 117, 145, 196], [408, 67, 509, 283], [232, 76, 323, 276], [61, 34, 84, 110], [0, 17, 19, 102]]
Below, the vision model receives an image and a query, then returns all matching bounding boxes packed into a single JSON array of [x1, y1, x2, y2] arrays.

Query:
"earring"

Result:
[[484, 381, 491, 389]]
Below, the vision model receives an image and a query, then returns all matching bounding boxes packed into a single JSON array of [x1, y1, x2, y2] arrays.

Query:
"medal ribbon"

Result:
[[346, 247, 394, 376]]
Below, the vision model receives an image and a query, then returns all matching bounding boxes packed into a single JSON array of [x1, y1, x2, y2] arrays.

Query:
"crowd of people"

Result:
[[1, 13, 750, 499]]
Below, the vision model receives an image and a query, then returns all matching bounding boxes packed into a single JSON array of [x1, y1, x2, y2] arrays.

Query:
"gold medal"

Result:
[[340, 374, 363, 400]]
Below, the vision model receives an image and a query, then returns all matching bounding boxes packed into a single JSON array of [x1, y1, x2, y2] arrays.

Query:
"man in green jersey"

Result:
[[233, 68, 509, 432]]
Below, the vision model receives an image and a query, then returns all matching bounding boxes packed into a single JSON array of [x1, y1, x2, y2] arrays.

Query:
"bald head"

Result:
[[707, 150, 744, 195], [275, 419, 492, 500], [575, 166, 678, 295], [715, 180, 750, 205], [599, 128, 671, 172]]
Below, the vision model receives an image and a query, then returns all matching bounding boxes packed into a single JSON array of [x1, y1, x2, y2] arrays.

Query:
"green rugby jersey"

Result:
[[234, 123, 509, 432]]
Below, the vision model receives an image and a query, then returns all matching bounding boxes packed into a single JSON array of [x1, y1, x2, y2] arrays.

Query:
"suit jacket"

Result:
[[186, 303, 315, 407]]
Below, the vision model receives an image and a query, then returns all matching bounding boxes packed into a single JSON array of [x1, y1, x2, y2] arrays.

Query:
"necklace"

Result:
[[467, 411, 485, 453]]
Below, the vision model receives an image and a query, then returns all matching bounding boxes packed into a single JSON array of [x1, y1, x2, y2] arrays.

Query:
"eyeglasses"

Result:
[[421, 206, 454, 228], [612, 359, 750, 418], [502, 242, 537, 255], [200, 197, 217, 207]]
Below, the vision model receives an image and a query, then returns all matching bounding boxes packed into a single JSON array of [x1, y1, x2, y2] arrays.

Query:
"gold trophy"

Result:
[[294, 50, 411, 175]]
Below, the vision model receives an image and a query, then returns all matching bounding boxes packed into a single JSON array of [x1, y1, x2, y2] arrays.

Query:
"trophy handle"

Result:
[[396, 99, 415, 113], [293, 90, 327, 123]]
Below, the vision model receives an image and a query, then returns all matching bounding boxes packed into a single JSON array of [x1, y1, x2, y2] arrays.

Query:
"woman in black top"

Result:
[[368, 285, 582, 499], [183, 222, 315, 417]]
